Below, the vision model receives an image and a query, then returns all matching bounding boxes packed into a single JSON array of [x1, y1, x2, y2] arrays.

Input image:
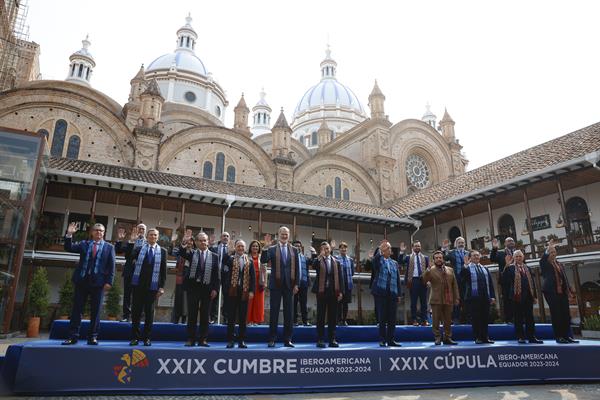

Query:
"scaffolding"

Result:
[[0, 0, 30, 91]]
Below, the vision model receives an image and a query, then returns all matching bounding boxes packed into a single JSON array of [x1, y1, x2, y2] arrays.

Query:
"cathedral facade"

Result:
[[0, 15, 467, 207]]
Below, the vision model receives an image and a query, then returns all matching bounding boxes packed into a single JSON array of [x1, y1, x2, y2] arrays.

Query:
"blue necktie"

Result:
[[281, 245, 287, 262], [416, 254, 422, 275], [147, 247, 154, 264]]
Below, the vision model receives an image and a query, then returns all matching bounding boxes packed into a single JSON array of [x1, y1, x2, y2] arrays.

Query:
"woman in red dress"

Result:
[[246, 240, 265, 324]]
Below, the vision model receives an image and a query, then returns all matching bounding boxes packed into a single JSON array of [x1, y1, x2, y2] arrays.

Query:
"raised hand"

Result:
[[463, 253, 470, 265], [129, 229, 138, 242], [399, 242, 406, 252], [117, 228, 126, 240], [67, 222, 77, 235], [442, 239, 449, 249], [492, 238, 499, 249], [505, 254, 513, 266]]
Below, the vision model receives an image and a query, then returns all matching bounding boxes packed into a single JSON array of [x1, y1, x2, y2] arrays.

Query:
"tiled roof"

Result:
[[388, 122, 600, 216], [48, 158, 398, 219]]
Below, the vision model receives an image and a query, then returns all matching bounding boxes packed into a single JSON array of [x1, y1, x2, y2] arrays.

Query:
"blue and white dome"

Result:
[[147, 52, 207, 76], [291, 46, 367, 149]]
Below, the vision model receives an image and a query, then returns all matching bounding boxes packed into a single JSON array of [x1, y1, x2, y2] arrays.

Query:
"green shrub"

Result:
[[583, 314, 600, 331], [105, 280, 122, 318], [28, 267, 50, 317], [58, 273, 74, 316]]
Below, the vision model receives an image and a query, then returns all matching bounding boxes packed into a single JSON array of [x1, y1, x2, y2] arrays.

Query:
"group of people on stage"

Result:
[[59, 221, 579, 348]]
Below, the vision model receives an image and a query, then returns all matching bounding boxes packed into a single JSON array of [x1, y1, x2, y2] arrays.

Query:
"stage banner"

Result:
[[11, 342, 600, 394]]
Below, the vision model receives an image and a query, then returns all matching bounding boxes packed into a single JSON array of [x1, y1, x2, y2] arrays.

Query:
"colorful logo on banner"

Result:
[[113, 349, 149, 384]]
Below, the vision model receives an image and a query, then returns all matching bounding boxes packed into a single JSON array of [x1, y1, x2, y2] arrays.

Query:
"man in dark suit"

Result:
[[115, 223, 147, 322], [266, 226, 299, 347], [180, 232, 220, 346], [224, 240, 256, 348], [210, 232, 231, 323], [129, 228, 167, 346], [336, 241, 354, 325], [442, 237, 469, 323], [400, 241, 430, 326], [62, 222, 115, 345], [293, 240, 311, 326], [490, 237, 516, 323], [312, 242, 344, 348], [461, 251, 496, 344], [540, 240, 578, 344]]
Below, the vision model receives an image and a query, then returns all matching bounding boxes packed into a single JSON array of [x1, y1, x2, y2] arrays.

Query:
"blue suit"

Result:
[[265, 243, 299, 342], [371, 248, 402, 343], [64, 236, 116, 340], [294, 253, 310, 324], [401, 252, 430, 324], [336, 255, 355, 323], [444, 248, 469, 322]]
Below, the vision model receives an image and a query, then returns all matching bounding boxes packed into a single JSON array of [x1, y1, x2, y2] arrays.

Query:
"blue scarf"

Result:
[[456, 249, 465, 274], [131, 243, 162, 290], [340, 256, 353, 290], [299, 254, 307, 284], [80, 240, 105, 278], [468, 263, 489, 298], [376, 257, 398, 296]]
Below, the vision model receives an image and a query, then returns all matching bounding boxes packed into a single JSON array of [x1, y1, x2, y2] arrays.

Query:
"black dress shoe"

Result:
[[238, 341, 248, 349], [443, 339, 458, 345], [475, 339, 485, 344], [129, 339, 139, 346], [226, 341, 234, 348], [485, 338, 495, 344], [268, 341, 276, 348], [87, 338, 98, 345], [61, 338, 78, 345], [529, 338, 544, 344], [143, 339, 151, 346], [567, 337, 579, 343], [518, 338, 527, 344], [303, 322, 312, 326], [184, 340, 195, 347], [388, 340, 402, 347], [379, 341, 387, 347], [329, 340, 340, 348], [556, 337, 569, 344], [284, 341, 295, 348], [316, 341, 326, 348], [120, 317, 130, 323], [434, 340, 442, 345], [198, 340, 210, 347]]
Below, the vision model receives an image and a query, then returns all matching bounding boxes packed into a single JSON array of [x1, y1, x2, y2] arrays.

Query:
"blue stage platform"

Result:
[[2, 322, 600, 395]]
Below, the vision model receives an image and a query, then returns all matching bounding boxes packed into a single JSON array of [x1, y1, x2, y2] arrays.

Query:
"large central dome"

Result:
[[291, 46, 367, 149], [147, 51, 207, 77]]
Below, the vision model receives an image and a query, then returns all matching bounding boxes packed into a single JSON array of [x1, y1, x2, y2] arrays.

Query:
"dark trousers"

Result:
[[210, 289, 229, 323], [467, 297, 490, 341], [131, 286, 157, 340], [122, 275, 133, 320], [544, 291, 571, 339], [375, 294, 398, 343], [269, 287, 293, 342], [338, 300, 349, 323], [410, 277, 428, 322], [316, 293, 338, 342], [500, 282, 513, 323], [226, 293, 248, 342], [514, 297, 536, 340], [186, 282, 211, 342], [171, 284, 187, 324], [69, 279, 104, 340], [452, 279, 465, 323], [294, 286, 309, 324]]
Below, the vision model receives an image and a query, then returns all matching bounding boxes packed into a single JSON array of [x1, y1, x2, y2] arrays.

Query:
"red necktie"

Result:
[[92, 242, 98, 258]]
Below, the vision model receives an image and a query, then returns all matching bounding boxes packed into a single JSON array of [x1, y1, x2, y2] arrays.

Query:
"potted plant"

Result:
[[57, 273, 74, 319], [27, 267, 50, 337], [582, 314, 600, 339], [105, 280, 122, 321]]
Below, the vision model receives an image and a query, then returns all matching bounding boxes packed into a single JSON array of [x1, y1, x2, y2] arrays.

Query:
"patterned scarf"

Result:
[[189, 249, 213, 284], [340, 256, 353, 290], [274, 243, 296, 288], [551, 258, 567, 295], [468, 263, 490, 298], [80, 240, 105, 278], [317, 256, 340, 297], [440, 265, 452, 304], [229, 254, 251, 300], [131, 243, 162, 290], [408, 252, 426, 278], [376, 257, 399, 296], [456, 248, 465, 274], [513, 263, 534, 302]]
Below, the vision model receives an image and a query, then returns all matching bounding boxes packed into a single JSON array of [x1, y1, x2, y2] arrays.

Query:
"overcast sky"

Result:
[[26, 0, 600, 170]]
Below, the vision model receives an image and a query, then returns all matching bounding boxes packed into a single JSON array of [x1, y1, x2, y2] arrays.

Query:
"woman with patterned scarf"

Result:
[[502, 250, 543, 344], [540, 240, 578, 344], [224, 240, 255, 348]]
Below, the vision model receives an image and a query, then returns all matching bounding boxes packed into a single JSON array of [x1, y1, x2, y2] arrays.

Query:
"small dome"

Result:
[[294, 79, 364, 117], [146, 51, 207, 76]]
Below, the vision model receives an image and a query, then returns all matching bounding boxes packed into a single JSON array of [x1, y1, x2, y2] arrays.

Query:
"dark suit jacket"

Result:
[[131, 246, 167, 290], [460, 264, 496, 302], [539, 251, 570, 295], [490, 247, 515, 274], [180, 248, 221, 293], [502, 264, 537, 301], [223, 255, 256, 296], [444, 248, 469, 276], [311, 256, 345, 296], [335, 255, 354, 294], [297, 253, 311, 289], [115, 239, 145, 278], [266, 243, 299, 290], [401, 253, 430, 282], [64, 236, 115, 287]]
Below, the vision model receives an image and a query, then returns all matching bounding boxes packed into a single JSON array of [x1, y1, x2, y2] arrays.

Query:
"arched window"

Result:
[[343, 188, 350, 201], [215, 152, 225, 181], [50, 119, 67, 157], [311, 131, 317, 146], [334, 177, 342, 199], [498, 214, 516, 243], [566, 197, 593, 246], [37, 129, 49, 143], [202, 161, 213, 179], [325, 185, 333, 198], [448, 226, 461, 247], [77, 64, 83, 77], [226, 166, 236, 183], [70, 64, 76, 76], [66, 135, 80, 159]]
